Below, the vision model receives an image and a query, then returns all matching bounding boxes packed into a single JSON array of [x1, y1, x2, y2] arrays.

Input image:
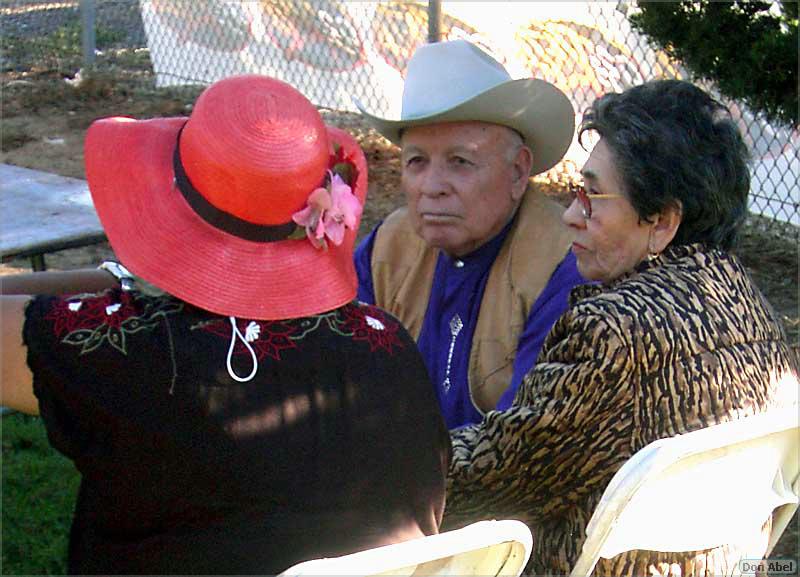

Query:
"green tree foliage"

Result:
[[629, 1, 798, 127]]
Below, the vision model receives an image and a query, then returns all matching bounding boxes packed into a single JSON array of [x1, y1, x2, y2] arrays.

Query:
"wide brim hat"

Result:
[[85, 75, 368, 320], [355, 39, 575, 175]]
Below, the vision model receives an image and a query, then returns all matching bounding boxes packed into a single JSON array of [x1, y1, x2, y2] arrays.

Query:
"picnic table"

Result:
[[0, 164, 106, 271]]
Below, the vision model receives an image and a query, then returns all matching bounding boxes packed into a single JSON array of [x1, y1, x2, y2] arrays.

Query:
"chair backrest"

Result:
[[570, 407, 800, 577], [280, 519, 532, 576]]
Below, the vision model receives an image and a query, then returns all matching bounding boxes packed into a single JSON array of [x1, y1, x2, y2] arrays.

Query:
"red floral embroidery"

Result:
[[44, 291, 182, 355], [46, 292, 130, 337], [338, 305, 404, 354], [197, 319, 299, 361], [194, 304, 403, 361]]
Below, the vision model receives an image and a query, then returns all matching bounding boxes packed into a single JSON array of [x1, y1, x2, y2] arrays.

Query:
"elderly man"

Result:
[[354, 40, 585, 429]]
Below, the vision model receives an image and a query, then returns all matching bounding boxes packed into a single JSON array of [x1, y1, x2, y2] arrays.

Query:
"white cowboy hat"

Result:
[[355, 39, 575, 175]]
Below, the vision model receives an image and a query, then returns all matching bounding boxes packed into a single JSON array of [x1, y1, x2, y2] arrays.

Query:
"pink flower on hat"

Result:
[[292, 171, 362, 250], [292, 186, 332, 249], [323, 173, 363, 245]]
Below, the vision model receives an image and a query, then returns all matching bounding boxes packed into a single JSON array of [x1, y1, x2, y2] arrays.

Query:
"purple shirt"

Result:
[[355, 219, 585, 429]]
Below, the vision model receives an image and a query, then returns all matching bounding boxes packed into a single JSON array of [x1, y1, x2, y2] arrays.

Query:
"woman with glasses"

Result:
[[444, 79, 798, 576]]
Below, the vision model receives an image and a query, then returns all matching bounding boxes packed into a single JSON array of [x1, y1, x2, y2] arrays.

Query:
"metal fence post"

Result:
[[428, 0, 441, 43], [81, 0, 96, 66]]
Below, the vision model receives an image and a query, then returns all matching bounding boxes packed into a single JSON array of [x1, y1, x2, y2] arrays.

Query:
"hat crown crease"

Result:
[[401, 40, 512, 120]]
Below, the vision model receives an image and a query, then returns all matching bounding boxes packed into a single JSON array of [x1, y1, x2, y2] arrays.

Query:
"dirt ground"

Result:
[[2, 75, 799, 562]]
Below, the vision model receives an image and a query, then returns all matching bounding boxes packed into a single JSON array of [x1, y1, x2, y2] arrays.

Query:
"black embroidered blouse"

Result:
[[24, 289, 450, 575]]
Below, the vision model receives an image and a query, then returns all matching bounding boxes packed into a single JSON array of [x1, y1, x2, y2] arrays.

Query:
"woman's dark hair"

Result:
[[579, 79, 750, 250]]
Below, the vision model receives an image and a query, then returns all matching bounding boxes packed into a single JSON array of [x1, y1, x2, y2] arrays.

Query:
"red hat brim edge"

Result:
[[85, 116, 368, 320]]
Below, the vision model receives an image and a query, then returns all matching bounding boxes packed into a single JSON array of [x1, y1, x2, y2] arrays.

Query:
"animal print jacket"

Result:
[[445, 243, 798, 576]]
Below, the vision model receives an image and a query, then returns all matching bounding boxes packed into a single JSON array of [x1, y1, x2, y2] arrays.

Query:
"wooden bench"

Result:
[[0, 164, 106, 271]]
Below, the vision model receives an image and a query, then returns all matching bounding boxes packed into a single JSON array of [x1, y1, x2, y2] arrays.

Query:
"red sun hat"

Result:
[[85, 74, 368, 320]]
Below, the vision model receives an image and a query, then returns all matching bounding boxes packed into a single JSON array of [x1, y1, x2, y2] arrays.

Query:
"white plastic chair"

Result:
[[280, 519, 532, 576], [570, 407, 800, 576]]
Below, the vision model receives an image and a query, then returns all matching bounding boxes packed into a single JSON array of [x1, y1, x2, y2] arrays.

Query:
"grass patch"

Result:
[[1, 413, 77, 575], [3, 20, 125, 75], [2, 66, 202, 122], [0, 122, 36, 152]]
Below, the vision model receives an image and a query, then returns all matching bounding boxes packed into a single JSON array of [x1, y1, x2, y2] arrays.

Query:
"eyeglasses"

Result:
[[569, 183, 622, 219]]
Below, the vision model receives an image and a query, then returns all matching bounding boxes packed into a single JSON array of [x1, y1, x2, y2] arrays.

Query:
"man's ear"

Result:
[[650, 200, 683, 254], [511, 146, 533, 202]]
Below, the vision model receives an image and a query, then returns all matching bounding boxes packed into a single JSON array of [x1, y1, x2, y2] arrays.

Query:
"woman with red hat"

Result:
[[0, 75, 450, 575]]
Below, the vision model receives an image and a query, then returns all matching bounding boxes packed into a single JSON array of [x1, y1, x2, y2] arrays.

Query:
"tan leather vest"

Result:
[[371, 189, 574, 412]]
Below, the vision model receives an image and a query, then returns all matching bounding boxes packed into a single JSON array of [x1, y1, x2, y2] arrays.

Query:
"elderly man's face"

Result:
[[400, 121, 532, 258]]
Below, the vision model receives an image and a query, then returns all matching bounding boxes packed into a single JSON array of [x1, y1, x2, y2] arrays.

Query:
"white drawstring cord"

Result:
[[226, 316, 258, 382]]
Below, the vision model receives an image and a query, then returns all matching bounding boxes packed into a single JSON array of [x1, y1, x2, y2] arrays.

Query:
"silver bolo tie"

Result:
[[442, 314, 463, 394]]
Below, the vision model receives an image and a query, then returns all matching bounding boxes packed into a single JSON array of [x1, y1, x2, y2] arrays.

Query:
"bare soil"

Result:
[[1, 74, 798, 562]]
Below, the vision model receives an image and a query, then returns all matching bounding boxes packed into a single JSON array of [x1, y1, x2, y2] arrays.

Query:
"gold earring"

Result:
[[647, 226, 660, 261]]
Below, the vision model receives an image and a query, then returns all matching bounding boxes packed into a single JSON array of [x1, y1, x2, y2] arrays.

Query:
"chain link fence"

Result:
[[2, 0, 798, 233]]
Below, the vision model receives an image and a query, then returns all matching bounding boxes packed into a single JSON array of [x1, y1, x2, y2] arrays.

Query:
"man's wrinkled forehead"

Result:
[[399, 121, 521, 150]]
